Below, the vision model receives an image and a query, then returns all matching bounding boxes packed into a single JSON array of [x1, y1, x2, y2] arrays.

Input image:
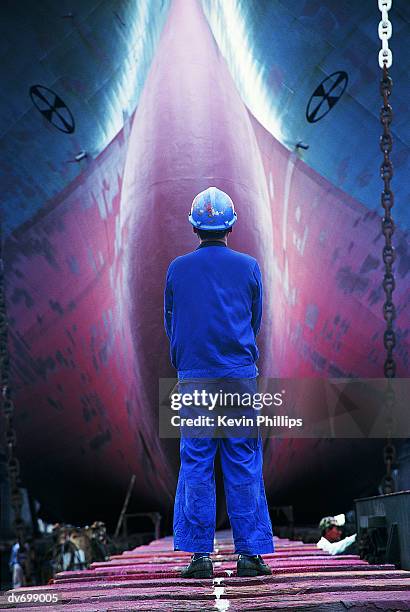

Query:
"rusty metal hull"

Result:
[[4, 0, 409, 524]]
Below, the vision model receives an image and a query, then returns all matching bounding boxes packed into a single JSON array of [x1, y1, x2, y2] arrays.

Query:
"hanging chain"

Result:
[[382, 380, 396, 494], [378, 0, 396, 494], [378, 0, 393, 69], [0, 221, 25, 542], [380, 65, 395, 378]]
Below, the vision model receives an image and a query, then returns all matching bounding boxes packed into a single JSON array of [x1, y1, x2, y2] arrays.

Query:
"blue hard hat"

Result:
[[188, 187, 237, 230]]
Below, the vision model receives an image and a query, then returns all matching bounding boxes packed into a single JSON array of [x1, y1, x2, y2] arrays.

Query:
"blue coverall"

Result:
[[164, 241, 274, 555]]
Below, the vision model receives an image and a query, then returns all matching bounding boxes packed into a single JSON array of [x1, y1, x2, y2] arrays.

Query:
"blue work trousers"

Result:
[[173, 434, 274, 555]]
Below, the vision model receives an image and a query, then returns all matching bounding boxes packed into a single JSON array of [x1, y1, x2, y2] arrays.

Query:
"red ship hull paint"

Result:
[[5, 0, 408, 522]]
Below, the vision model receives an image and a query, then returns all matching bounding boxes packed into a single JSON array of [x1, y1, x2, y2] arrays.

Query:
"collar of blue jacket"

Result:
[[196, 240, 227, 250]]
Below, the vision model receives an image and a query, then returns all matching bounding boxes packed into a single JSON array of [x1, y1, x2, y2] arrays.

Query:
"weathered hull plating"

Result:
[[4, 0, 409, 524]]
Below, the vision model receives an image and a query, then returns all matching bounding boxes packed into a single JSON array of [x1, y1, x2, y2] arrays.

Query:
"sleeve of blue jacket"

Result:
[[251, 261, 263, 337], [164, 265, 173, 341]]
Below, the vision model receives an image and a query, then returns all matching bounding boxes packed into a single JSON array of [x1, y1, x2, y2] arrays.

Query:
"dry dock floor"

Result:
[[3, 530, 410, 611]]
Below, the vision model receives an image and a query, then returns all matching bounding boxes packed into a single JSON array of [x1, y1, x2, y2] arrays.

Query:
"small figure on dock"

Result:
[[317, 514, 357, 555], [9, 537, 31, 589]]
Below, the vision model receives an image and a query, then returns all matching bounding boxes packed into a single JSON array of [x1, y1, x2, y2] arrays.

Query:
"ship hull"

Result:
[[4, 0, 409, 525]]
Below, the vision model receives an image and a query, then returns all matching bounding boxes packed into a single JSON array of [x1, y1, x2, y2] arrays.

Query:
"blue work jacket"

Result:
[[164, 241, 262, 379]]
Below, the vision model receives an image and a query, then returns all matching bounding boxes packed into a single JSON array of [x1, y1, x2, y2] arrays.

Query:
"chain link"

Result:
[[378, 9, 397, 492], [381, 379, 396, 494], [0, 221, 25, 542], [378, 0, 393, 68]]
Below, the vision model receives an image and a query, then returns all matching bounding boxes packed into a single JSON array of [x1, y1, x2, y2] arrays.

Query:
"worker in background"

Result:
[[164, 187, 274, 579], [9, 537, 31, 588], [317, 515, 357, 555]]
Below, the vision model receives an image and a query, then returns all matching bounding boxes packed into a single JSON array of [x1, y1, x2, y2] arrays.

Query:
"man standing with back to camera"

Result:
[[164, 187, 274, 578]]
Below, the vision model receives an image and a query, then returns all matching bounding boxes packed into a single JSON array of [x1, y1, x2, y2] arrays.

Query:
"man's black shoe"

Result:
[[237, 554, 272, 577], [180, 555, 213, 578]]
